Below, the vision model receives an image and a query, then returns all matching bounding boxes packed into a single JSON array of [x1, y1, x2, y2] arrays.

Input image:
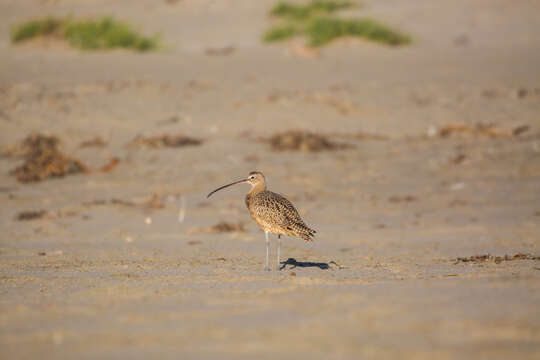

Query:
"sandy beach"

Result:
[[1, 0, 540, 358]]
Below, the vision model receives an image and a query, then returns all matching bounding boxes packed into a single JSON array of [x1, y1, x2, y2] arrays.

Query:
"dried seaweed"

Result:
[[9, 134, 118, 183], [512, 125, 530, 136], [265, 130, 350, 152], [10, 134, 88, 183], [128, 134, 202, 149], [2, 133, 60, 158], [109, 193, 165, 209], [15, 210, 48, 221], [434, 123, 530, 138], [453, 253, 540, 264], [388, 195, 417, 203], [79, 136, 108, 148], [304, 94, 357, 114], [15, 209, 78, 221], [189, 221, 246, 234], [205, 45, 235, 56], [350, 132, 389, 140], [208, 221, 246, 233]]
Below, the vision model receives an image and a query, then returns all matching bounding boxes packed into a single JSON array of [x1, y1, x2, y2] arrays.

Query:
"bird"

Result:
[[207, 171, 316, 271]]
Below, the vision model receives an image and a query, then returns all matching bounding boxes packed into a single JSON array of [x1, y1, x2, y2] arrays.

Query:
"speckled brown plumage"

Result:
[[207, 171, 316, 270], [246, 189, 315, 241]]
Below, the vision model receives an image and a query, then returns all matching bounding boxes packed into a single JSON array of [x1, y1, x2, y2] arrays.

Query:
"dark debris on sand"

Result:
[[349, 132, 389, 141], [434, 123, 530, 139], [388, 195, 417, 203], [79, 136, 108, 148], [15, 209, 78, 221], [128, 134, 202, 149], [189, 221, 246, 234], [7, 134, 118, 183], [453, 253, 540, 264], [111, 193, 165, 209], [208, 221, 246, 233], [264, 130, 351, 152], [84, 193, 166, 210], [2, 133, 60, 158], [15, 210, 48, 221], [9, 134, 88, 183]]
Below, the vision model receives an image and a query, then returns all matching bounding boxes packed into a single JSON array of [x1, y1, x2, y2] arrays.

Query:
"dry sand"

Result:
[[1, 0, 540, 359]]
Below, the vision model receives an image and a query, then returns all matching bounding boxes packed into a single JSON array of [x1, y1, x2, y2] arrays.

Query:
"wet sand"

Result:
[[1, 0, 540, 359]]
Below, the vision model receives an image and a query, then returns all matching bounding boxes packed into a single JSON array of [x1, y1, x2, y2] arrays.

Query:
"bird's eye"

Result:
[[249, 176, 254, 180]]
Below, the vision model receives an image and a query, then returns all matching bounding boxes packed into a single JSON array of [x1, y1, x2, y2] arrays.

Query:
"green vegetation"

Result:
[[263, 24, 298, 42], [306, 17, 410, 46], [11, 18, 62, 43], [263, 0, 411, 47], [271, 0, 351, 20], [11, 17, 159, 51]]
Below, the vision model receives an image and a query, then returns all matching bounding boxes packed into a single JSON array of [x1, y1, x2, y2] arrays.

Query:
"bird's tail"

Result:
[[291, 223, 316, 242]]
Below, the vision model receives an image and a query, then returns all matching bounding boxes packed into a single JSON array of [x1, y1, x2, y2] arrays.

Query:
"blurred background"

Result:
[[1, 0, 539, 359]]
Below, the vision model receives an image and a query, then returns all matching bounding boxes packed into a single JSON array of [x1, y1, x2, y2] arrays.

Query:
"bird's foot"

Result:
[[264, 266, 271, 272]]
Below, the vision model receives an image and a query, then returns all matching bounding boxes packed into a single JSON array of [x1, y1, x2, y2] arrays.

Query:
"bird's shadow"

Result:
[[279, 258, 330, 270]]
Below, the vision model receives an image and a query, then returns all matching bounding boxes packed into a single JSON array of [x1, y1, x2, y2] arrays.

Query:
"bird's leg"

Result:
[[277, 234, 281, 270], [264, 231, 270, 271]]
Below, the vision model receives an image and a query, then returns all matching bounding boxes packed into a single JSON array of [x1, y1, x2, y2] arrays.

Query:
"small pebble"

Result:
[[450, 182, 465, 191], [427, 126, 438, 138], [516, 88, 528, 99], [52, 331, 64, 345]]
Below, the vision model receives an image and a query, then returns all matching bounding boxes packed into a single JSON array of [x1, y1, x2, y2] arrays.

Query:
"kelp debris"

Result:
[[15, 209, 78, 221], [10, 134, 88, 183], [265, 130, 350, 152], [111, 193, 166, 209], [431, 123, 531, 139], [453, 253, 540, 264], [79, 136, 108, 148], [388, 195, 417, 203], [15, 210, 48, 221], [128, 134, 202, 149], [8, 134, 117, 183], [189, 221, 246, 234]]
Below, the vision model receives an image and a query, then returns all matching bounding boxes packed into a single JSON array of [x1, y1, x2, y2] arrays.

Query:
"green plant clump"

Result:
[[11, 17, 158, 51], [263, 24, 298, 42], [306, 17, 410, 46], [263, 0, 411, 47], [11, 17, 63, 42], [271, 0, 351, 20]]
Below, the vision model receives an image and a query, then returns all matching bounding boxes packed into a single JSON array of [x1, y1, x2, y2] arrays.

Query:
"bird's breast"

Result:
[[244, 193, 251, 210]]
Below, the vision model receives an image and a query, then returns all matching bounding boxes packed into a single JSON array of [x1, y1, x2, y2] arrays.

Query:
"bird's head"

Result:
[[246, 171, 265, 187], [207, 171, 266, 198]]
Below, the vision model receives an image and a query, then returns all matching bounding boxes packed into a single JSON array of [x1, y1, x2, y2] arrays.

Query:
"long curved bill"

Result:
[[207, 179, 248, 198]]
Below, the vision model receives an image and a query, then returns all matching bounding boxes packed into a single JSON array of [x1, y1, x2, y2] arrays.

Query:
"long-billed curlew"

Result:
[[207, 171, 316, 271]]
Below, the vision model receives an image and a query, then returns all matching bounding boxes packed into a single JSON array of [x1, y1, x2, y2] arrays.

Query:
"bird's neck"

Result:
[[248, 182, 266, 196]]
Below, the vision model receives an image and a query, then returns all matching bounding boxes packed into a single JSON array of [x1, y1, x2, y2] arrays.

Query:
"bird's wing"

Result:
[[251, 191, 300, 227], [272, 192, 316, 238], [272, 193, 306, 226]]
